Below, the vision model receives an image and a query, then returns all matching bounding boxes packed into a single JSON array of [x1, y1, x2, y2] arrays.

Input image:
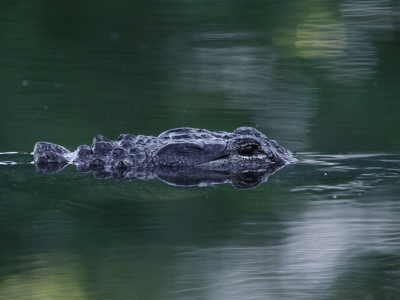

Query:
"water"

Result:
[[1, 1, 400, 299]]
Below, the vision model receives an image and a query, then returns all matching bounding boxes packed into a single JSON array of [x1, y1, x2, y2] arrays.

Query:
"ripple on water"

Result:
[[290, 152, 400, 199], [0, 151, 33, 165]]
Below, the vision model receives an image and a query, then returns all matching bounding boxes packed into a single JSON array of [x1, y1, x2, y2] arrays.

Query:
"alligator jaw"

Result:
[[155, 143, 228, 167], [197, 154, 273, 170]]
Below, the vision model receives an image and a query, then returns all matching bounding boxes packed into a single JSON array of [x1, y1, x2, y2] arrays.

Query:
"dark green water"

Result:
[[1, 1, 400, 299]]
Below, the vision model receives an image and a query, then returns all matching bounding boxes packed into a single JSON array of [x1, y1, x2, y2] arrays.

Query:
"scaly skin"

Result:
[[33, 127, 294, 188]]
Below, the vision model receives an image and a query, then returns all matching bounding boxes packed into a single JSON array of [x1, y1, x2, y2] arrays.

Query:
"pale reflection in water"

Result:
[[0, 252, 87, 299], [169, 36, 318, 151], [163, 154, 400, 299], [0, 154, 399, 299], [165, 203, 400, 299], [295, 0, 399, 85], [165, 208, 400, 299]]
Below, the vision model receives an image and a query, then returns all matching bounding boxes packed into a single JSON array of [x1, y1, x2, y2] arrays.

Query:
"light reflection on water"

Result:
[[295, 0, 399, 86], [165, 203, 400, 299], [162, 154, 400, 300], [0, 153, 399, 299], [168, 32, 318, 151], [292, 153, 400, 200]]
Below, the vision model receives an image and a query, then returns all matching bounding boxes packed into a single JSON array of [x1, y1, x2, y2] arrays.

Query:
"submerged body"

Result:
[[33, 127, 294, 188]]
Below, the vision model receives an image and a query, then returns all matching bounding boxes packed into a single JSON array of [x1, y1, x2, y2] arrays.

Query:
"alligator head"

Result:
[[155, 127, 293, 170]]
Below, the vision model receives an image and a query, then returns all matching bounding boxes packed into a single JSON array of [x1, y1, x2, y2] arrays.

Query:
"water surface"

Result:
[[1, 1, 400, 299]]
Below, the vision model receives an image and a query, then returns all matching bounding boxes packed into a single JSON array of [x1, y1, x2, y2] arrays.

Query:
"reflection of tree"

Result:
[[167, 1, 400, 153], [168, 35, 318, 151], [163, 185, 400, 300], [295, 0, 399, 86], [0, 252, 87, 299]]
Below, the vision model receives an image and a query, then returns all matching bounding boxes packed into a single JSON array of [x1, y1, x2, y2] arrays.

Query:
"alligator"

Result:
[[33, 127, 294, 188]]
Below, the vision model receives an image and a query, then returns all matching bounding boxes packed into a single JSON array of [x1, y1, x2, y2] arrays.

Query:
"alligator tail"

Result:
[[33, 142, 71, 164]]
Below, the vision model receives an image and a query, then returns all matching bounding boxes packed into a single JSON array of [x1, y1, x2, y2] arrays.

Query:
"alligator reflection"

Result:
[[34, 162, 286, 189]]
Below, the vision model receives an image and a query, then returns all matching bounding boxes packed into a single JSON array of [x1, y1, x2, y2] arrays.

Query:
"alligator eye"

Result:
[[238, 144, 257, 156]]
